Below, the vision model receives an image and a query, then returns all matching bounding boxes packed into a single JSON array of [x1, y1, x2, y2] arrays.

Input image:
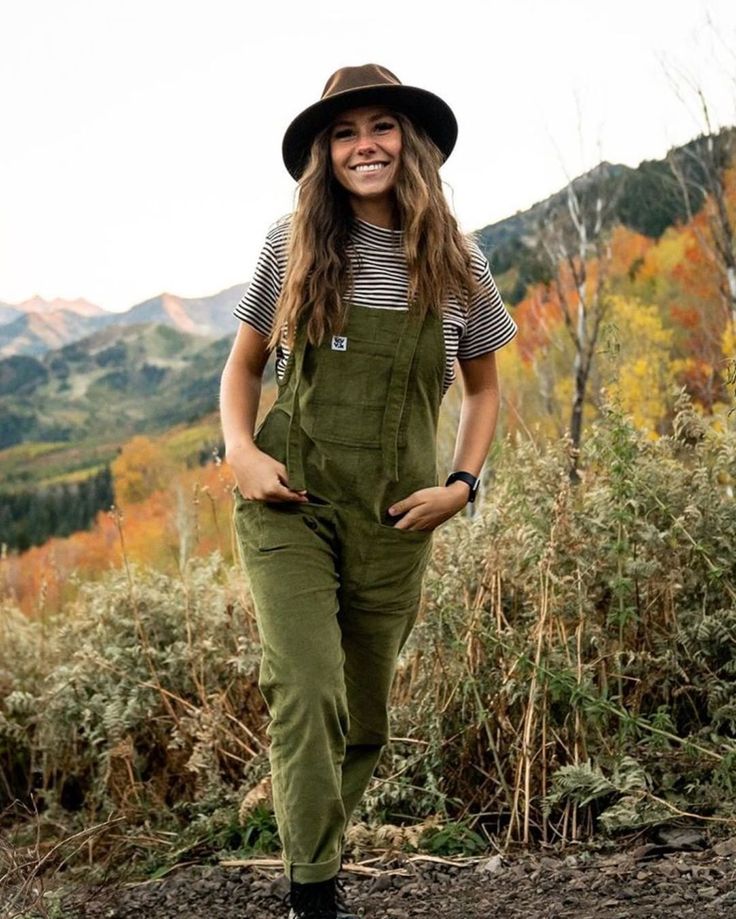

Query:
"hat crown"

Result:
[[321, 64, 402, 100]]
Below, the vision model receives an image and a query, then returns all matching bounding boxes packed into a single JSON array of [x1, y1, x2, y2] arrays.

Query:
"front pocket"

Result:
[[361, 522, 434, 609], [300, 336, 398, 447], [377, 522, 434, 540]]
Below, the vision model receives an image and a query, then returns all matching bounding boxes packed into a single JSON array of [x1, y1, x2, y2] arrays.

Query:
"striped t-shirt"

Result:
[[233, 215, 517, 397]]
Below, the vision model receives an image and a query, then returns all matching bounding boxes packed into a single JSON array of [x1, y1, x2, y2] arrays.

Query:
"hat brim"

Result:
[[282, 84, 458, 181]]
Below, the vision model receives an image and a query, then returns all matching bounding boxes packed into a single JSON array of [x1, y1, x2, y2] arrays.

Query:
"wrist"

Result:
[[446, 480, 471, 507], [225, 437, 259, 462], [444, 470, 480, 503]]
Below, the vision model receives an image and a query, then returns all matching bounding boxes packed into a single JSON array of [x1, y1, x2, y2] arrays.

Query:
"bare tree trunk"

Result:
[[538, 169, 619, 482]]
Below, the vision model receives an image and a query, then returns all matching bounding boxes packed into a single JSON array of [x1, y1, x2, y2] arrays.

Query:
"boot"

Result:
[[287, 877, 337, 919]]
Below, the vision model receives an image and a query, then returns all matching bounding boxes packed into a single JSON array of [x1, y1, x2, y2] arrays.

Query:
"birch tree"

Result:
[[535, 162, 625, 480]]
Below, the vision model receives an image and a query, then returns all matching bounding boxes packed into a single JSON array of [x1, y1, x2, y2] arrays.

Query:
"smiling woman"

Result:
[[219, 63, 517, 919], [328, 107, 403, 221]]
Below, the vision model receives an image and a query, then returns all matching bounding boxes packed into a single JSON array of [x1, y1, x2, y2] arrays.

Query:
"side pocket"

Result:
[[233, 492, 263, 554]]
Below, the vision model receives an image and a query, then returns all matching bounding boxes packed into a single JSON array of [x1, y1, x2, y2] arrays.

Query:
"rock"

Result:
[[631, 843, 664, 861], [369, 874, 394, 893], [655, 861, 680, 878], [699, 886, 719, 897], [654, 826, 707, 850], [713, 836, 736, 857], [475, 854, 504, 875]]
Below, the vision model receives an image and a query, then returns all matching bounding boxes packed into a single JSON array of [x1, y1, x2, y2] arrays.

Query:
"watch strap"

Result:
[[444, 470, 480, 503]]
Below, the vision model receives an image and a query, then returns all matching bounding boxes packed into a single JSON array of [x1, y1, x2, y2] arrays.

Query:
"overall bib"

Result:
[[233, 300, 445, 883]]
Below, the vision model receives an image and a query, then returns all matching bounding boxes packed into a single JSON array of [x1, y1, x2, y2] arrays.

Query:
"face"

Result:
[[329, 105, 402, 204]]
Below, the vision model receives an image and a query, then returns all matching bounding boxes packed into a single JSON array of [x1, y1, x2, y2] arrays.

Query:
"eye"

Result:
[[375, 121, 396, 133], [332, 127, 354, 140]]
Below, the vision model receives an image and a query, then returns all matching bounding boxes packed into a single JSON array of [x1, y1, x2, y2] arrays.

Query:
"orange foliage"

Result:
[[111, 435, 176, 506], [608, 225, 654, 279], [513, 284, 564, 363], [1, 460, 237, 618], [670, 218, 724, 306]]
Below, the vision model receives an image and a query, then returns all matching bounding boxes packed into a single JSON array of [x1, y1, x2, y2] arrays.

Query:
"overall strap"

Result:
[[380, 306, 429, 482], [284, 319, 309, 493]]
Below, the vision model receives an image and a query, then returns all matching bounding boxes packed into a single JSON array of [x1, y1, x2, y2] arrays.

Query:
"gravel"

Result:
[[44, 836, 736, 919]]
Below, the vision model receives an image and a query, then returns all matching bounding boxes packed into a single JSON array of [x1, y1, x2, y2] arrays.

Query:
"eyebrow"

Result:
[[331, 112, 395, 128]]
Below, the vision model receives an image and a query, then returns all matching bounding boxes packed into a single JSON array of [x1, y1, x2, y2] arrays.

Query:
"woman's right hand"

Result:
[[228, 442, 309, 504], [221, 323, 307, 504]]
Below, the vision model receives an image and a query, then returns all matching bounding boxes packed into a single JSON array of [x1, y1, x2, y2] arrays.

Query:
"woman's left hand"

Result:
[[386, 482, 472, 531]]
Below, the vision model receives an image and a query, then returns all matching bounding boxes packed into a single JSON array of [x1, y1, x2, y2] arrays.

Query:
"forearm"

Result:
[[219, 355, 263, 458], [449, 384, 500, 478]]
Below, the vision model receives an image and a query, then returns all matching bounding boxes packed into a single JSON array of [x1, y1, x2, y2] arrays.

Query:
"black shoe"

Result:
[[287, 877, 337, 919]]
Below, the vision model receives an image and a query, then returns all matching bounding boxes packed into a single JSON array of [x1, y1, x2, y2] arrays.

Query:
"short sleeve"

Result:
[[233, 222, 288, 337], [457, 242, 517, 360]]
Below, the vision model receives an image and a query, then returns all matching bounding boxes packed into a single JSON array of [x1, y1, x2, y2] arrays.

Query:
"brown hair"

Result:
[[266, 110, 479, 354]]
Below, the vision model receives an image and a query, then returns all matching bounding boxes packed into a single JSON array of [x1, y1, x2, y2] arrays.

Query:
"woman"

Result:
[[219, 64, 517, 919]]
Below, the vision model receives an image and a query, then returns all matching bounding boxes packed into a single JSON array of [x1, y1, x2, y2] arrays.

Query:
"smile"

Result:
[[351, 163, 388, 172]]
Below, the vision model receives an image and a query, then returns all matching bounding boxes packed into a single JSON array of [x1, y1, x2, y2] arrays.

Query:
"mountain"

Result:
[[0, 310, 113, 357], [0, 285, 246, 358], [114, 285, 244, 337], [15, 295, 106, 317], [476, 126, 736, 304], [0, 320, 266, 452], [0, 301, 22, 325]]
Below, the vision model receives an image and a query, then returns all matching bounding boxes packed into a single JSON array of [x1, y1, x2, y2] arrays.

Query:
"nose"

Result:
[[354, 128, 377, 155]]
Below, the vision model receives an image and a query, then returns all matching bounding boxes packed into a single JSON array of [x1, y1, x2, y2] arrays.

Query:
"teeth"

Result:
[[354, 163, 386, 172]]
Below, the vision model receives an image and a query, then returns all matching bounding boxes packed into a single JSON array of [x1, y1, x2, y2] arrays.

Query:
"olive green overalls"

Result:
[[233, 300, 445, 883]]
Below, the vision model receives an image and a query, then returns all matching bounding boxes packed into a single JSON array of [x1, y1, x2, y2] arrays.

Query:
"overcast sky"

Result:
[[2, 0, 735, 313]]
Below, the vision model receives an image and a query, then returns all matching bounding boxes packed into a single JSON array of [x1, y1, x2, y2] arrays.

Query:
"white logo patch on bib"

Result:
[[331, 336, 348, 351]]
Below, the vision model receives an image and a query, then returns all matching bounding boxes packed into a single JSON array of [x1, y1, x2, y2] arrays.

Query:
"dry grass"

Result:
[[0, 395, 734, 877]]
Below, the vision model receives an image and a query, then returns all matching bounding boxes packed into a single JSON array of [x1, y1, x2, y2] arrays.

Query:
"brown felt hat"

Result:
[[282, 63, 458, 181]]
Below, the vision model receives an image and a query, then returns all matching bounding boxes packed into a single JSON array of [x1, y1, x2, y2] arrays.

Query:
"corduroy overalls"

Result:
[[233, 300, 445, 883]]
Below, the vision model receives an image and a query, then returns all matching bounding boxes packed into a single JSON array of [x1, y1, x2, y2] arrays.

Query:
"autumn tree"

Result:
[[533, 161, 626, 479], [666, 118, 736, 328], [661, 17, 736, 405], [111, 435, 174, 505]]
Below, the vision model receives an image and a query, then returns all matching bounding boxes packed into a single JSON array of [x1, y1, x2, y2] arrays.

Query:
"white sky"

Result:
[[2, 0, 735, 313]]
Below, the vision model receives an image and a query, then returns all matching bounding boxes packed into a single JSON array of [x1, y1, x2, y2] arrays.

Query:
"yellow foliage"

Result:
[[111, 435, 176, 506], [603, 296, 674, 437], [723, 323, 736, 363], [642, 229, 689, 279], [496, 339, 567, 441]]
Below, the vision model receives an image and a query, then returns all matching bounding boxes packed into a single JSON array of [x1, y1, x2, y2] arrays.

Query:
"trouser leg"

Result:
[[234, 502, 346, 884], [336, 501, 432, 827], [338, 596, 421, 823]]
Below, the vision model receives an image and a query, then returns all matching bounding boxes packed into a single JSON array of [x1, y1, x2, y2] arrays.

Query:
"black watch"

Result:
[[444, 471, 480, 503]]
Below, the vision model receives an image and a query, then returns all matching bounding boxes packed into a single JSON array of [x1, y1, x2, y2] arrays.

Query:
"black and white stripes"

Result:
[[233, 215, 517, 397]]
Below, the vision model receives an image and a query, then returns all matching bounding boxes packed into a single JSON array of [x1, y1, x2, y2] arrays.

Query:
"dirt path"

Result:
[[53, 837, 736, 919]]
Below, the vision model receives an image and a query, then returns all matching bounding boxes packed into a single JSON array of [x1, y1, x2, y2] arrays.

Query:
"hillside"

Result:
[[476, 126, 736, 303], [0, 322, 251, 455]]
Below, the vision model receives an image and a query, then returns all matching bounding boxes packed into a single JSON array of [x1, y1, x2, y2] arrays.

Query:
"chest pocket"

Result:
[[299, 334, 405, 449]]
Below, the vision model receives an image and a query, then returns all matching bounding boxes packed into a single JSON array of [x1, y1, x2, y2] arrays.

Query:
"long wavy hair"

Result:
[[266, 109, 479, 354]]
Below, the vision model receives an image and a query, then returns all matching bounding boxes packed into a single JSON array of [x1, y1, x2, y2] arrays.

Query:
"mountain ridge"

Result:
[[0, 284, 246, 357]]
